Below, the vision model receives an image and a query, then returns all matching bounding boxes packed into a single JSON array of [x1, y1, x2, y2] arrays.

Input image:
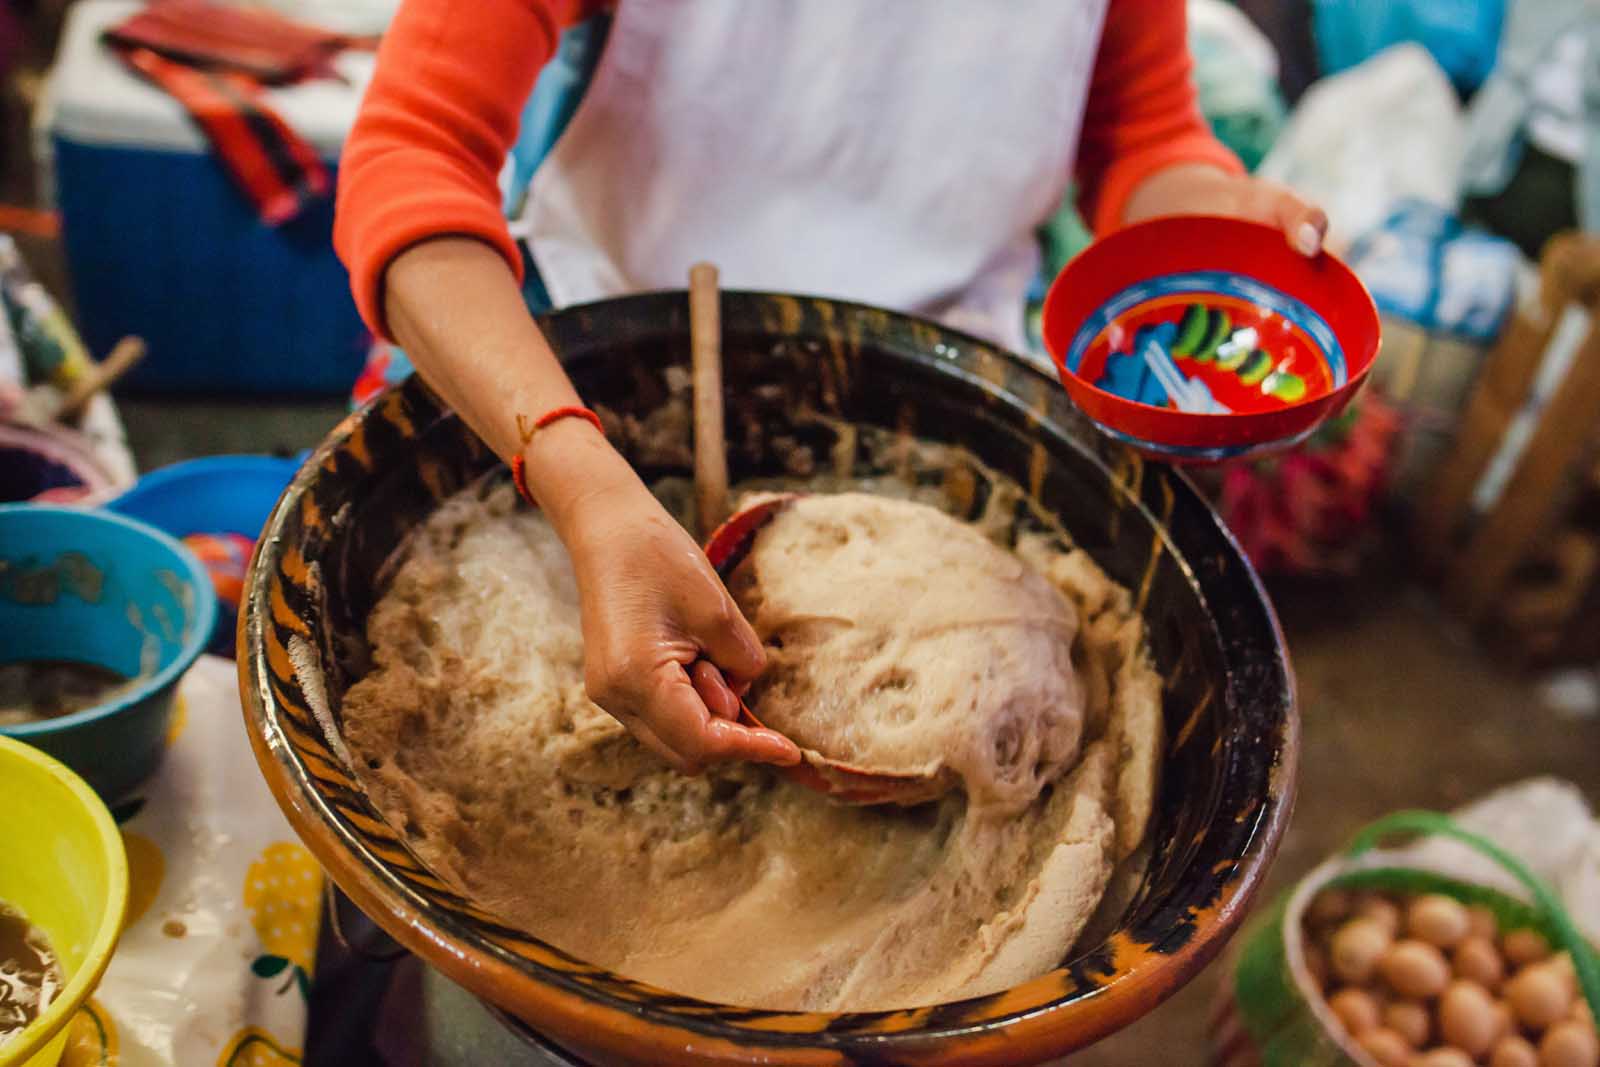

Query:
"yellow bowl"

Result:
[[0, 737, 128, 1067]]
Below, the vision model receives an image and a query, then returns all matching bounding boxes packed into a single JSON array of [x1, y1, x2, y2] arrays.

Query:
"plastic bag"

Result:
[[1188, 0, 1287, 170], [1312, 0, 1506, 95], [1258, 44, 1465, 251], [1345, 198, 1523, 342]]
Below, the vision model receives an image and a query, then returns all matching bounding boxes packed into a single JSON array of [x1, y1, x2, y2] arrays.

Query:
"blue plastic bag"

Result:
[[1313, 0, 1506, 94]]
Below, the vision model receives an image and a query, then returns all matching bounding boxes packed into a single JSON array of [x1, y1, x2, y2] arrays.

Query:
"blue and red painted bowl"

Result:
[[1042, 216, 1381, 463]]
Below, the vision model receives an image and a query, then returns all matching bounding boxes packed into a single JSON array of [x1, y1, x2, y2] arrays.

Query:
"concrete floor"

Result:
[[116, 396, 1600, 1065]]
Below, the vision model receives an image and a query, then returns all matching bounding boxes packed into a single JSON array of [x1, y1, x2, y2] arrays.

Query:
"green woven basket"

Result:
[[1216, 811, 1600, 1066]]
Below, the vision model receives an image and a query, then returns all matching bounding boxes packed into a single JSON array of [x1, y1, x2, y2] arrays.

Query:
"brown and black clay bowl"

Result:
[[239, 291, 1298, 1066]]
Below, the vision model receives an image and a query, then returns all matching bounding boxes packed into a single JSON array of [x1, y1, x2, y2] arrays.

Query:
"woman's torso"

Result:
[[520, 0, 1108, 350]]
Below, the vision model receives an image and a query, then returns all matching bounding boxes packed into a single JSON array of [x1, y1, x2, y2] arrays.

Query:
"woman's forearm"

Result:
[[384, 237, 643, 531]]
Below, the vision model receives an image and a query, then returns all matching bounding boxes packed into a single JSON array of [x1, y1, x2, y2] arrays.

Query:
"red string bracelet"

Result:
[[509, 405, 606, 506]]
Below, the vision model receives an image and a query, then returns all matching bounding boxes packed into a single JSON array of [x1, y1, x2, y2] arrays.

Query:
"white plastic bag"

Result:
[[1258, 43, 1465, 249], [1382, 777, 1600, 942]]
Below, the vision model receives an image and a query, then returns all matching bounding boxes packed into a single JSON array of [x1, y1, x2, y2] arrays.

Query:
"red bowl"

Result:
[[1040, 216, 1380, 463]]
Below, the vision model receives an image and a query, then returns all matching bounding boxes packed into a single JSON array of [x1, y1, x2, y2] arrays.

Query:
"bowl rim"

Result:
[[106, 454, 301, 511], [0, 735, 130, 1066], [0, 503, 218, 737], [1041, 215, 1380, 452], [239, 290, 1300, 1064]]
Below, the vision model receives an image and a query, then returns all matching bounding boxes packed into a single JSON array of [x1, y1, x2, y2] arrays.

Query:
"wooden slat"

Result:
[[1445, 316, 1600, 620], [1417, 307, 1554, 558]]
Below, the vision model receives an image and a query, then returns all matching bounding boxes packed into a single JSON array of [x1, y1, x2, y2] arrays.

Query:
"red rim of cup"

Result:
[[1040, 215, 1380, 461]]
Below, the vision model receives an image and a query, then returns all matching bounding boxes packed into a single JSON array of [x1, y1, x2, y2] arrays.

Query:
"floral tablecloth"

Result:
[[58, 655, 320, 1067]]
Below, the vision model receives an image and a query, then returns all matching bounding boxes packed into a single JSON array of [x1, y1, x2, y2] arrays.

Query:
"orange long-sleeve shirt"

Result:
[[335, 0, 1241, 338]]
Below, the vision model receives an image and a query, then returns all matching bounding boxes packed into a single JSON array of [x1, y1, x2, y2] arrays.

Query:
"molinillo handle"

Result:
[[689, 262, 729, 538], [59, 337, 146, 421], [1346, 809, 1600, 1023]]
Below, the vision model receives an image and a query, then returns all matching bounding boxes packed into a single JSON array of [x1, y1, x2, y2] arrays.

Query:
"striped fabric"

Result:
[[103, 0, 350, 225], [110, 44, 330, 225]]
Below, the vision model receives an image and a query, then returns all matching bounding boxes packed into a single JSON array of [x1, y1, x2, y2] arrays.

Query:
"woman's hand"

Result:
[[383, 240, 796, 774], [553, 462, 802, 775], [1122, 162, 1329, 257]]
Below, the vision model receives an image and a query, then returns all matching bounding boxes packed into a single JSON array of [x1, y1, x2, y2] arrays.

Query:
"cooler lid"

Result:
[[40, 0, 375, 157]]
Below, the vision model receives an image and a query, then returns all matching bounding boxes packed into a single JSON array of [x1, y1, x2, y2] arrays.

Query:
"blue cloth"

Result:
[[502, 15, 611, 218], [1345, 199, 1521, 341], [1313, 0, 1506, 95]]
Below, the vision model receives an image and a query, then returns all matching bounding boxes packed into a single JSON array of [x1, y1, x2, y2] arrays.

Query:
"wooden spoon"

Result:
[[688, 262, 729, 538]]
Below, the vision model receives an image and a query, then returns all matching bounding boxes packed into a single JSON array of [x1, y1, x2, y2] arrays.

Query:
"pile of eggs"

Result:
[[1301, 888, 1597, 1067]]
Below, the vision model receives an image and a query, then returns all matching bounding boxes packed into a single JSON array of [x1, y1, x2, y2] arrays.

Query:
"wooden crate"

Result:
[[1371, 315, 1493, 498], [1418, 232, 1600, 668]]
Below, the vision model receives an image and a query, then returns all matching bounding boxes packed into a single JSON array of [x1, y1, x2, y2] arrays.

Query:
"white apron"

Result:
[[521, 0, 1107, 352]]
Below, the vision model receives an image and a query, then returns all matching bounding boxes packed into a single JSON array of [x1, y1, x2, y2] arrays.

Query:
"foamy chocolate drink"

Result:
[[342, 454, 1163, 1011], [724, 493, 1085, 816]]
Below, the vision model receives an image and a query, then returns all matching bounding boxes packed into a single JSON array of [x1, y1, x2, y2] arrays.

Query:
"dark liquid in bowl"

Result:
[[0, 901, 62, 1044], [0, 659, 133, 726]]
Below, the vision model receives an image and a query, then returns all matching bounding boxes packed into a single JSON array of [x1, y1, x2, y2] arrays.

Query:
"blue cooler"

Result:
[[36, 0, 375, 394]]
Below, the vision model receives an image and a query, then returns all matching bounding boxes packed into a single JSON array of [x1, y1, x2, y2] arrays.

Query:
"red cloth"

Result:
[[1213, 393, 1401, 577], [104, 0, 362, 84], [335, 0, 1240, 338], [114, 43, 331, 225], [1074, 0, 1245, 233]]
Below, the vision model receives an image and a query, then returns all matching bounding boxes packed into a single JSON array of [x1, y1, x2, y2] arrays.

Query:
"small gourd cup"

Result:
[[1041, 215, 1381, 463], [702, 493, 952, 807]]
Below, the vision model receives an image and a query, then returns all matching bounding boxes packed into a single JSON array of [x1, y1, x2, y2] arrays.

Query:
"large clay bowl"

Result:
[[239, 291, 1298, 1066]]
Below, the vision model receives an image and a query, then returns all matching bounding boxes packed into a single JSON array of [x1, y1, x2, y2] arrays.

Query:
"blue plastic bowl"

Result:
[[0, 505, 217, 798], [107, 455, 297, 657], [105, 454, 299, 538]]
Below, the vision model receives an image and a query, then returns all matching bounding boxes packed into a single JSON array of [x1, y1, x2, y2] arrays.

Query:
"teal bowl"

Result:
[[0, 505, 217, 798]]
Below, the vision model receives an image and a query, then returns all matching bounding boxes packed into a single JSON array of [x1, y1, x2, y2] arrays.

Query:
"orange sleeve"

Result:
[[1075, 0, 1245, 235], [333, 0, 595, 339]]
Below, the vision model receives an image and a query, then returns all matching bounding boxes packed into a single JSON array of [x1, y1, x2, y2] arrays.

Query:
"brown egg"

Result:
[[1381, 940, 1453, 999], [1507, 964, 1574, 1030], [1410, 895, 1472, 949], [1304, 941, 1330, 987], [1504, 929, 1552, 967], [1309, 888, 1353, 927], [1491, 1035, 1541, 1067], [1357, 1026, 1415, 1067], [1455, 936, 1508, 989], [1328, 988, 1383, 1036], [1439, 979, 1501, 1057], [1412, 1049, 1477, 1067], [1538, 1020, 1600, 1067], [1492, 999, 1516, 1044], [1548, 953, 1580, 996], [1469, 905, 1502, 940], [1359, 896, 1405, 936], [1334, 918, 1396, 984], [1383, 1000, 1432, 1047]]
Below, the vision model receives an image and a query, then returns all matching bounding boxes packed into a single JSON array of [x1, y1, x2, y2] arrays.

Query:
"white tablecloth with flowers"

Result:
[[58, 655, 319, 1067]]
